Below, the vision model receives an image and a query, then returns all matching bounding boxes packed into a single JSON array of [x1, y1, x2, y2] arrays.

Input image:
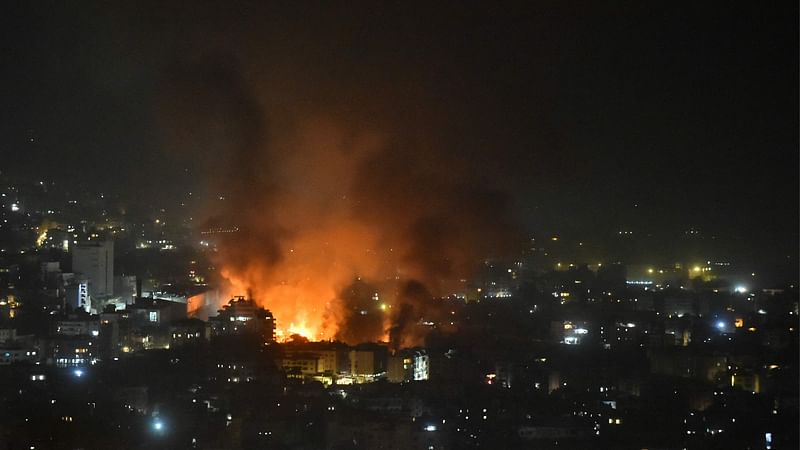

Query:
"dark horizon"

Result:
[[2, 2, 797, 259]]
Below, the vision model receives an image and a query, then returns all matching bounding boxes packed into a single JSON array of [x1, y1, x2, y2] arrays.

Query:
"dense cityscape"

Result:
[[0, 173, 796, 449], [1, 2, 797, 450]]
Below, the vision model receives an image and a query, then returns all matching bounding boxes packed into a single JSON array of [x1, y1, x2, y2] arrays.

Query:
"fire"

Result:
[[286, 322, 313, 339], [274, 322, 316, 342], [215, 201, 394, 343], [200, 117, 517, 347], [219, 265, 338, 342]]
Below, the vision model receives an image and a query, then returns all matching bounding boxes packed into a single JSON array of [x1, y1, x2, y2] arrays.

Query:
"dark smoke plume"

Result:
[[148, 4, 523, 344], [388, 280, 435, 351]]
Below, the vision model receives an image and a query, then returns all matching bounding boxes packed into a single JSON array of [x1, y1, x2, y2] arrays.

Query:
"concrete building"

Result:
[[72, 240, 114, 309], [349, 343, 388, 382], [387, 348, 429, 382], [56, 314, 100, 337], [113, 275, 137, 305], [209, 296, 275, 342], [169, 318, 210, 347], [280, 352, 321, 378]]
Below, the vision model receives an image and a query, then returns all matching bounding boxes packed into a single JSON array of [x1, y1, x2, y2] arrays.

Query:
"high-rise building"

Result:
[[72, 240, 114, 302]]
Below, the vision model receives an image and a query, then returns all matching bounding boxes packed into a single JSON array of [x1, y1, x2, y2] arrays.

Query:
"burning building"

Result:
[[158, 46, 521, 347]]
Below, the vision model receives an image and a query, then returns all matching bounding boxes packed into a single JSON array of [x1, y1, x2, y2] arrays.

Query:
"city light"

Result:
[[0, 5, 795, 449]]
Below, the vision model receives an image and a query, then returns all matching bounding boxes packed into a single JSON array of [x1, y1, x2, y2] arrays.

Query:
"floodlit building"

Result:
[[128, 298, 187, 326], [387, 348, 429, 382], [348, 343, 388, 382]]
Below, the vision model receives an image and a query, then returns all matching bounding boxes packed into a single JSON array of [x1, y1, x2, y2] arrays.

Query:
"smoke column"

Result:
[[151, 6, 522, 344]]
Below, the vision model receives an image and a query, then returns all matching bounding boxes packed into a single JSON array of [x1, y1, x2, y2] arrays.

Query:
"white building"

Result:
[[72, 240, 114, 307]]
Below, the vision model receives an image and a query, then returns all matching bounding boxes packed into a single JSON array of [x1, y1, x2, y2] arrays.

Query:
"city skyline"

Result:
[[0, 2, 796, 449]]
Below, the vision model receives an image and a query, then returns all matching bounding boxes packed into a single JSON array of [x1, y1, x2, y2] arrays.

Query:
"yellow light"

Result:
[[734, 318, 744, 328], [36, 229, 48, 247], [647, 268, 654, 274], [551, 236, 559, 241], [693, 266, 701, 272]]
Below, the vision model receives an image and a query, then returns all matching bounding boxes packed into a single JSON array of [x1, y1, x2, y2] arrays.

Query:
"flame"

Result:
[[36, 229, 48, 248], [275, 322, 315, 342], [36, 220, 59, 248], [206, 119, 514, 346], [218, 227, 379, 341]]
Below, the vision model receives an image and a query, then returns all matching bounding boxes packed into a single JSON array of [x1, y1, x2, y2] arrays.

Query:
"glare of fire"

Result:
[[275, 322, 316, 342], [35, 220, 60, 248], [35, 229, 48, 248], [219, 267, 337, 342], [216, 221, 386, 344]]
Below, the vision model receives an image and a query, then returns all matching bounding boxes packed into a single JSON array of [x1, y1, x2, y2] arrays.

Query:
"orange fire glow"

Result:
[[217, 215, 390, 342], [203, 116, 515, 345]]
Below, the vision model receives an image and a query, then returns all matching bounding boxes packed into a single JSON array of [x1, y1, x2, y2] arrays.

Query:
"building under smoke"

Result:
[[209, 296, 275, 342], [71, 239, 114, 312]]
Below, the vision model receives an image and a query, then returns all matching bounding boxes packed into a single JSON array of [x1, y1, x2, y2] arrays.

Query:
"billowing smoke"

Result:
[[151, 6, 522, 345], [333, 279, 385, 346], [388, 280, 435, 351]]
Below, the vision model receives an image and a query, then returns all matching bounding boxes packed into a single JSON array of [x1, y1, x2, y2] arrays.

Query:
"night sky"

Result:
[[1, 1, 797, 268]]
